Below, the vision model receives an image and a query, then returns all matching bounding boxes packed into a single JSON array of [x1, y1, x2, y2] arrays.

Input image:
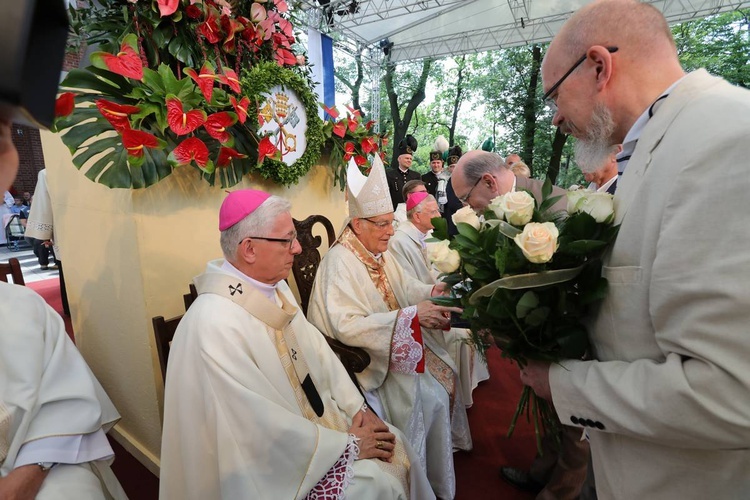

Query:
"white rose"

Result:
[[426, 240, 461, 273], [514, 222, 559, 264], [488, 195, 506, 220], [451, 205, 481, 230], [566, 189, 587, 214], [498, 190, 535, 226], [574, 192, 615, 223]]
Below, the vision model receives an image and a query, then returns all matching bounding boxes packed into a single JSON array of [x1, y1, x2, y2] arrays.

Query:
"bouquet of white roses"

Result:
[[430, 181, 618, 450]]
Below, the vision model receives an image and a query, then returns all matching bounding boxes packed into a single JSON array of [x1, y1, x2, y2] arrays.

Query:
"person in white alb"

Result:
[[159, 189, 434, 500]]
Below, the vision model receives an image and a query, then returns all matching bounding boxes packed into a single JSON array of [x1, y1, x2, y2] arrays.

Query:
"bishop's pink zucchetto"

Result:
[[406, 191, 429, 211], [219, 189, 271, 231]]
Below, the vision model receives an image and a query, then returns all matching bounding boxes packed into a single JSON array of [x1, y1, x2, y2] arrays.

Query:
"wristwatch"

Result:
[[36, 462, 57, 472]]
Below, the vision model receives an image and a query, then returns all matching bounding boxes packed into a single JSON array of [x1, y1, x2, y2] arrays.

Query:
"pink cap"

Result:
[[406, 191, 429, 211], [219, 189, 272, 230]]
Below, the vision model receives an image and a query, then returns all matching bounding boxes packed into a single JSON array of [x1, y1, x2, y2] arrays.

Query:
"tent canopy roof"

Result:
[[301, 0, 750, 62]]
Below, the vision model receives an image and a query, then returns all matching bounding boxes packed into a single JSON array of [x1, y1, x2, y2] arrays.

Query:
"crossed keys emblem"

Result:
[[228, 283, 243, 296]]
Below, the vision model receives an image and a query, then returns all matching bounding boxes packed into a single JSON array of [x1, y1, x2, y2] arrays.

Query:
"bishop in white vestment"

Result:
[[308, 159, 472, 499], [388, 193, 489, 408], [160, 190, 433, 500]]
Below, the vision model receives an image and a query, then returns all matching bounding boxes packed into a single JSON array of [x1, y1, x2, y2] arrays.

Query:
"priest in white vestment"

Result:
[[388, 192, 490, 408], [307, 158, 472, 500], [0, 120, 127, 500], [159, 190, 433, 500]]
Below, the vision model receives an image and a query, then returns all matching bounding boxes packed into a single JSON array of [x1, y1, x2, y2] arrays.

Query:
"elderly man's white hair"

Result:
[[407, 194, 437, 219], [219, 195, 291, 260]]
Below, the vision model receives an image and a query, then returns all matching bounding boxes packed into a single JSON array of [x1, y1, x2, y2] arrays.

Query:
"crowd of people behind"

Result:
[[3, 0, 750, 498]]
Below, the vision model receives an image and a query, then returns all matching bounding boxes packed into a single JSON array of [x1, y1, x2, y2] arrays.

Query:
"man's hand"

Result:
[[0, 464, 48, 500], [348, 411, 396, 462], [519, 360, 552, 401], [416, 300, 461, 330]]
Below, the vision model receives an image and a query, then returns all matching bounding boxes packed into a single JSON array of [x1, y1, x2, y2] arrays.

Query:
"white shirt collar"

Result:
[[618, 76, 686, 172], [596, 174, 618, 193], [220, 260, 278, 300]]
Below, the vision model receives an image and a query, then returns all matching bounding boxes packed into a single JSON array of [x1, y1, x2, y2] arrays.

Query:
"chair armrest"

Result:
[[324, 337, 370, 373]]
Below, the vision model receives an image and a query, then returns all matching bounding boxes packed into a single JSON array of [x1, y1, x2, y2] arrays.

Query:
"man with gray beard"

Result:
[[519, 0, 750, 498]]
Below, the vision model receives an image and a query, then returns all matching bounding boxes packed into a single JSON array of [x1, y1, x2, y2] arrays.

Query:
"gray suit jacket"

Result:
[[516, 175, 567, 215], [549, 70, 750, 498]]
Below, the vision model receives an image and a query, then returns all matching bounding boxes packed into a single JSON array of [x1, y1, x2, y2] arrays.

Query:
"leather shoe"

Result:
[[499, 466, 544, 494]]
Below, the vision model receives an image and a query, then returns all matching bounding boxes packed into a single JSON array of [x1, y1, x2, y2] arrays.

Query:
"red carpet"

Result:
[[29, 277, 540, 499], [455, 347, 538, 499]]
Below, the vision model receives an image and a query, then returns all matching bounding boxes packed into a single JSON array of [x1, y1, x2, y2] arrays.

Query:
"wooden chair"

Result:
[[0, 258, 25, 285], [292, 215, 370, 388], [183, 283, 198, 310], [153, 314, 183, 383]]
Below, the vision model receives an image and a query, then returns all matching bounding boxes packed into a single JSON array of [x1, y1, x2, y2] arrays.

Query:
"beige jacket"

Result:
[[549, 70, 750, 498]]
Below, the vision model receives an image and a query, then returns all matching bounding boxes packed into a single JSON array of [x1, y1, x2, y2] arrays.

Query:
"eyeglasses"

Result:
[[543, 46, 618, 112], [458, 175, 484, 205], [362, 217, 392, 229], [241, 230, 298, 250]]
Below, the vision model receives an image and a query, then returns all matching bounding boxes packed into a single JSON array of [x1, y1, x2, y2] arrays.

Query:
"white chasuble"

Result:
[[389, 222, 490, 407], [308, 229, 471, 499], [0, 282, 126, 500], [160, 261, 433, 500]]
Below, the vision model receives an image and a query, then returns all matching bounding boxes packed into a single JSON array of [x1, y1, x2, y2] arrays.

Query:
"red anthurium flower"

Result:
[[96, 99, 140, 132], [258, 136, 279, 162], [277, 18, 294, 37], [322, 104, 339, 120], [197, 9, 222, 44], [204, 112, 237, 143], [274, 48, 298, 67], [353, 155, 367, 166], [364, 120, 376, 131], [332, 120, 347, 138], [343, 142, 356, 161], [157, 0, 179, 17], [168, 137, 211, 168], [221, 16, 245, 53], [345, 105, 362, 118], [55, 93, 75, 118], [90, 34, 143, 80], [219, 67, 241, 94], [184, 62, 218, 102], [216, 146, 247, 167], [347, 116, 359, 133], [230, 96, 250, 124], [361, 136, 378, 155], [186, 5, 202, 19], [122, 129, 160, 158], [166, 98, 207, 135], [250, 2, 267, 22]]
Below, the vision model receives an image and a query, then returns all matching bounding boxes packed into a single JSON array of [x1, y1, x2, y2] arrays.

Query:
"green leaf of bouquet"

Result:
[[456, 222, 480, 243], [158, 64, 183, 96], [524, 306, 550, 327], [539, 194, 563, 214], [563, 211, 598, 240], [494, 244, 509, 275], [431, 296, 461, 307], [560, 239, 607, 256], [542, 177, 553, 200], [516, 291, 539, 318], [141, 68, 166, 95], [579, 277, 609, 306], [62, 67, 132, 96], [453, 233, 480, 250], [556, 325, 590, 359], [431, 217, 449, 240], [168, 36, 194, 66]]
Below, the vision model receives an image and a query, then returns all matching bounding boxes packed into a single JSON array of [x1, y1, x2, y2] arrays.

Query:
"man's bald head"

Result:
[[452, 151, 514, 212]]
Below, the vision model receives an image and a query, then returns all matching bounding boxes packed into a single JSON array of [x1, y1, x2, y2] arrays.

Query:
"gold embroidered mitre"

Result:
[[346, 155, 393, 218]]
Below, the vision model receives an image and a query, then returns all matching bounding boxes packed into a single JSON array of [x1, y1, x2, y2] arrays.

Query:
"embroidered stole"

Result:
[[338, 228, 457, 408]]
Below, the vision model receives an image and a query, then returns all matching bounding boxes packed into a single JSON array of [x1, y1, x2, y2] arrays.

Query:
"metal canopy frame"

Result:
[[300, 0, 750, 63]]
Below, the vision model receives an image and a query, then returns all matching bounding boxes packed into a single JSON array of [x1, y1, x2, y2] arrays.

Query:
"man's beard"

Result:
[[574, 102, 617, 174]]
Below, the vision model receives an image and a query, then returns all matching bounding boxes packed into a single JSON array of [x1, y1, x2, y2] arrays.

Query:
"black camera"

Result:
[[0, 0, 69, 129]]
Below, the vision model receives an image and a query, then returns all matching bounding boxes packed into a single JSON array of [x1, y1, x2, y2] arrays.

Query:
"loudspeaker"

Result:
[[0, 0, 69, 129]]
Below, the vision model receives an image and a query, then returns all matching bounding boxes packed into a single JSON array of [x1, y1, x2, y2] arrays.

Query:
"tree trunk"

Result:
[[521, 45, 542, 171], [385, 56, 433, 168], [334, 46, 365, 116], [448, 55, 466, 145], [546, 128, 568, 184]]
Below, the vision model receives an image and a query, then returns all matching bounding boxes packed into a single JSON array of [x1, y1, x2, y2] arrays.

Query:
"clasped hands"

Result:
[[519, 359, 552, 401], [348, 408, 396, 462]]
